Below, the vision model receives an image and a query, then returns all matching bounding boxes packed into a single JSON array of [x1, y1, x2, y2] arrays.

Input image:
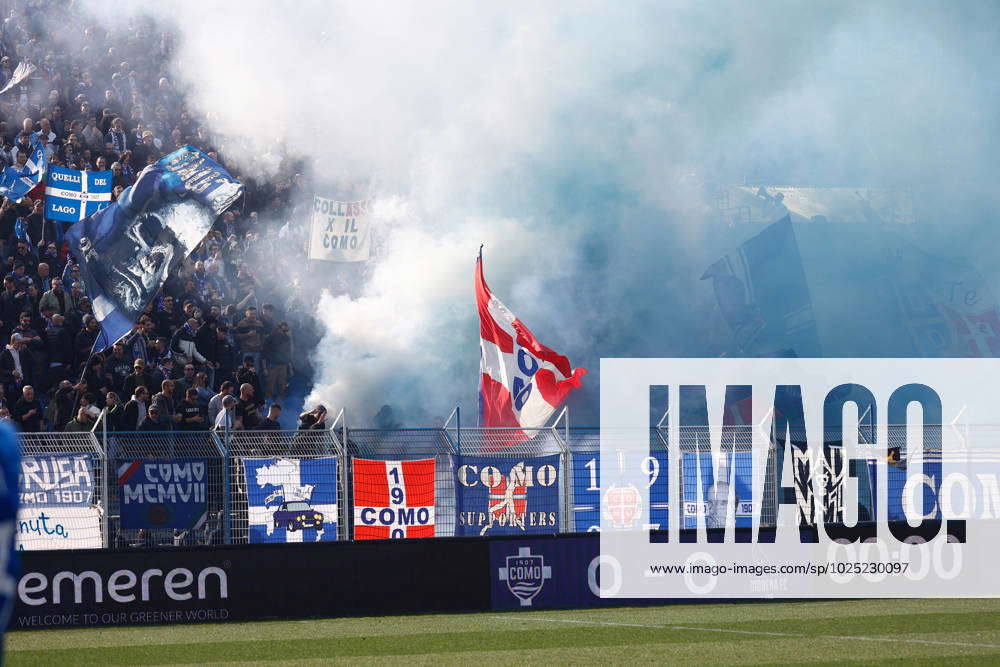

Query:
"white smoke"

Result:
[[80, 1, 1000, 424]]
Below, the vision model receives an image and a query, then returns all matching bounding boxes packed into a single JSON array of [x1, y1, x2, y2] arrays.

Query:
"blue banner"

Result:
[[0, 136, 46, 202], [681, 451, 755, 530], [65, 145, 242, 350], [455, 455, 560, 536], [19, 454, 94, 507], [45, 166, 112, 222], [242, 457, 338, 542], [117, 458, 208, 530], [571, 451, 668, 532], [490, 535, 663, 610]]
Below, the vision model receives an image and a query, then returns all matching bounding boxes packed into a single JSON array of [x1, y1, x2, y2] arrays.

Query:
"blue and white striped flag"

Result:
[[45, 166, 113, 222], [0, 136, 46, 202]]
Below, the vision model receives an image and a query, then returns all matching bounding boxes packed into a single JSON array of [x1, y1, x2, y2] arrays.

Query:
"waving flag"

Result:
[[0, 61, 35, 97], [65, 145, 242, 350], [476, 249, 586, 436], [0, 136, 46, 202]]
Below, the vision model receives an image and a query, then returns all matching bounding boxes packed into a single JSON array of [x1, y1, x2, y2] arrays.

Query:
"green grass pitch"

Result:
[[7, 599, 1000, 664]]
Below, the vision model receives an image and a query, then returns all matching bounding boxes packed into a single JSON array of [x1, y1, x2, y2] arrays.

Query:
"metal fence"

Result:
[[13, 423, 809, 551]]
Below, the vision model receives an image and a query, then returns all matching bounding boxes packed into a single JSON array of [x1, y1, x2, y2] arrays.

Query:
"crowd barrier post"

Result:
[[215, 429, 232, 545], [99, 409, 110, 547]]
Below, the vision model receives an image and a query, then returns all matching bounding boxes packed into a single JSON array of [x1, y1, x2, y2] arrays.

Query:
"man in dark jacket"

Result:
[[0, 333, 33, 397], [120, 387, 149, 431], [234, 356, 263, 408], [13, 384, 43, 432]]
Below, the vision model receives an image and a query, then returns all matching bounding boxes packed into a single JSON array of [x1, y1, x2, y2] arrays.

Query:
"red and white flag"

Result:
[[476, 249, 586, 435]]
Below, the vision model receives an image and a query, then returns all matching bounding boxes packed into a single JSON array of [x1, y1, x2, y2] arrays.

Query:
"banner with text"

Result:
[[45, 166, 112, 222], [117, 459, 208, 530], [572, 451, 669, 532], [352, 458, 435, 539], [19, 454, 94, 507], [16, 506, 103, 550], [455, 455, 561, 536], [309, 197, 371, 262]]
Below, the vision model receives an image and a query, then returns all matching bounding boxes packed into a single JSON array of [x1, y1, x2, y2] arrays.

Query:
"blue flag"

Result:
[[45, 166, 113, 222], [65, 146, 242, 349], [0, 136, 46, 202]]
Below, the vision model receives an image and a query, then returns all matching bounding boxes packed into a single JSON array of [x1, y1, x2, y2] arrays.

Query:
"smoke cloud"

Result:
[[82, 1, 1000, 424]]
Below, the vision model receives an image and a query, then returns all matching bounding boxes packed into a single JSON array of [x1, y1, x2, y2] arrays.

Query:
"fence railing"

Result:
[[25, 420, 970, 551]]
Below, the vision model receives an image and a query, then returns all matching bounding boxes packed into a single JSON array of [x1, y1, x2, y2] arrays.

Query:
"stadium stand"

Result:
[[0, 2, 320, 432]]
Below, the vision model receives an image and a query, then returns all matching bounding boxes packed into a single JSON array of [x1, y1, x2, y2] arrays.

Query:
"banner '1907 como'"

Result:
[[65, 146, 243, 349], [352, 458, 435, 539]]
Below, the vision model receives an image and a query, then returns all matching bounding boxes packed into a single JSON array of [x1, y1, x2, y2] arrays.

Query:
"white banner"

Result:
[[601, 358, 1000, 598], [309, 196, 372, 262], [16, 506, 103, 551]]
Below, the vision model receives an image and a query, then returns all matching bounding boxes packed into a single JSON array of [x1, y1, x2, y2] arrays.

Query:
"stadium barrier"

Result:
[[12, 520, 961, 629], [16, 421, 815, 551]]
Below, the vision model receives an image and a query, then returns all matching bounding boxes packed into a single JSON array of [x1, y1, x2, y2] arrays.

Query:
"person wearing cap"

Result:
[[122, 358, 152, 400], [139, 403, 164, 431]]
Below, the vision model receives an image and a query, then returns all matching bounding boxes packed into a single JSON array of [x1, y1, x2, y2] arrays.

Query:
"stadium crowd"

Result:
[[0, 3, 324, 433]]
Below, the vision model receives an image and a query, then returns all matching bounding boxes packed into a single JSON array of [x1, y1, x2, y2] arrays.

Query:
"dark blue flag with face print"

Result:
[[64, 145, 243, 350]]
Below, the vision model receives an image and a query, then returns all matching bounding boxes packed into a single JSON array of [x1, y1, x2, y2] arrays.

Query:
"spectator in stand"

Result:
[[213, 325, 236, 387], [263, 321, 292, 404], [213, 395, 236, 431], [64, 406, 94, 433], [0, 333, 32, 398], [121, 387, 149, 431], [43, 313, 72, 391], [13, 385, 42, 432], [101, 392, 123, 431], [192, 371, 212, 407], [255, 404, 281, 431], [235, 382, 258, 430], [298, 405, 328, 431], [50, 380, 76, 432], [107, 343, 132, 394], [234, 306, 264, 369], [174, 362, 196, 402], [151, 379, 180, 428], [234, 355, 262, 407], [177, 388, 206, 431], [139, 404, 164, 431], [123, 358, 152, 400], [74, 315, 102, 363], [38, 277, 71, 316], [208, 380, 234, 425]]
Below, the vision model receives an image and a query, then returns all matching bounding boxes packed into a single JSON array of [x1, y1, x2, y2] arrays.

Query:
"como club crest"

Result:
[[498, 546, 552, 606], [603, 484, 642, 529]]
